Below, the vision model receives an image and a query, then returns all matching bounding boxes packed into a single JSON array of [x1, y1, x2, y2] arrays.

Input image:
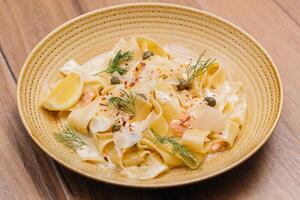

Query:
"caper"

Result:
[[112, 124, 121, 132], [110, 76, 120, 85], [177, 79, 190, 91], [142, 51, 154, 60], [204, 96, 216, 107], [137, 93, 147, 100]]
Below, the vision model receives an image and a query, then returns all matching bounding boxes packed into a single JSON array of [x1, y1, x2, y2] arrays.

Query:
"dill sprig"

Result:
[[153, 133, 200, 169], [107, 89, 136, 115], [186, 50, 216, 82], [54, 126, 86, 151], [103, 50, 132, 75]]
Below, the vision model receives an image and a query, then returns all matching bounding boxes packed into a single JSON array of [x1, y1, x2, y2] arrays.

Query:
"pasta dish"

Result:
[[41, 36, 246, 180]]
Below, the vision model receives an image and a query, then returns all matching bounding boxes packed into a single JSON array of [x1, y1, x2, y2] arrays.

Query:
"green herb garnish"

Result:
[[107, 89, 136, 115], [103, 50, 132, 75], [153, 133, 200, 169], [177, 50, 215, 91], [186, 50, 216, 82], [54, 126, 86, 151]]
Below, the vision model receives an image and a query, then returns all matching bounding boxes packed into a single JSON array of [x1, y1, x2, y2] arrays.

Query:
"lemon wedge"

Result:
[[42, 73, 83, 111], [135, 36, 169, 57]]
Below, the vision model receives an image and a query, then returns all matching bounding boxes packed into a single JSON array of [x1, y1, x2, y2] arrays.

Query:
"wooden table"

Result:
[[1, 0, 299, 199]]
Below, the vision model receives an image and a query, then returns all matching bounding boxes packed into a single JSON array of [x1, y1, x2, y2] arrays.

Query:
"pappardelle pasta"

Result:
[[41, 36, 246, 180]]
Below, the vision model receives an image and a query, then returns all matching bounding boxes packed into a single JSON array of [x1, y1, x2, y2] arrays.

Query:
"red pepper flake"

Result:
[[184, 115, 191, 122], [140, 62, 145, 67], [219, 132, 223, 135], [129, 82, 135, 87], [129, 115, 134, 120], [124, 81, 128, 86], [122, 120, 126, 126], [116, 112, 120, 116], [135, 67, 139, 72], [134, 76, 141, 81]]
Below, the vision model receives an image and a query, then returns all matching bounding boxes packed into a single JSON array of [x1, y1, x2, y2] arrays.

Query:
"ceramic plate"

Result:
[[17, 3, 282, 188]]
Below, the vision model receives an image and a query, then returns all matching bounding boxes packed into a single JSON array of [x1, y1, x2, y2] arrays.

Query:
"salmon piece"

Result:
[[210, 142, 226, 152], [79, 87, 96, 106], [170, 113, 192, 136], [170, 120, 186, 136]]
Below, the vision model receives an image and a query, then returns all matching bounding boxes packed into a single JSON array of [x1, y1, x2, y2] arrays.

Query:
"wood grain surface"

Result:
[[1, 0, 299, 199]]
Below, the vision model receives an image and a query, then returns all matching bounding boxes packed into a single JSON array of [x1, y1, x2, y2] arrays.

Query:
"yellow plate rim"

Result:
[[17, 2, 283, 188]]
